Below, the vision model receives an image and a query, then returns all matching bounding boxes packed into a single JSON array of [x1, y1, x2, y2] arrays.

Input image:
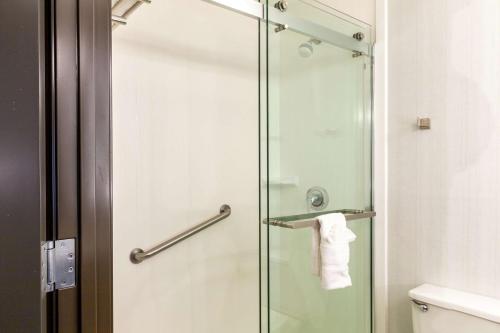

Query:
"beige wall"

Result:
[[112, 1, 259, 332], [387, 0, 500, 332]]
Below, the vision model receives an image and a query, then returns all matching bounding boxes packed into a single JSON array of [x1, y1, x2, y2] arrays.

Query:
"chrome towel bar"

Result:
[[130, 204, 231, 264], [263, 209, 375, 229]]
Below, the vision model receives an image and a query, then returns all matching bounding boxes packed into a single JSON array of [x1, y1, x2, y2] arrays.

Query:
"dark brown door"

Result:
[[0, 0, 113, 331], [0, 0, 50, 332]]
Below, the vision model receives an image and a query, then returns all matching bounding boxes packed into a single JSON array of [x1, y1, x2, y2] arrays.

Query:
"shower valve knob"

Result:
[[311, 195, 324, 207], [307, 187, 329, 211]]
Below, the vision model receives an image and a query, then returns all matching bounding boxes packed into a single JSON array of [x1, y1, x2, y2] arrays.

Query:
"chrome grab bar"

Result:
[[263, 209, 375, 229], [130, 204, 231, 264]]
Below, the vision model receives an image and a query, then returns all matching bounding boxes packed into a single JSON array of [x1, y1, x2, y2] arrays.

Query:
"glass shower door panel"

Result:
[[264, 5, 373, 333], [112, 1, 260, 332]]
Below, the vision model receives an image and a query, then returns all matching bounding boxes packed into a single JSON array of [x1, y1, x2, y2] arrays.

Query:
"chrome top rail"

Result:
[[130, 204, 231, 264], [263, 209, 375, 229], [267, 8, 370, 55], [202, 0, 371, 55]]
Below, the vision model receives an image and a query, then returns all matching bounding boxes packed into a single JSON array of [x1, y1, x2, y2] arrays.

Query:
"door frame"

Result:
[[52, 0, 113, 330], [0, 0, 113, 331], [78, 0, 113, 331], [41, 0, 113, 330], [51, 0, 113, 329]]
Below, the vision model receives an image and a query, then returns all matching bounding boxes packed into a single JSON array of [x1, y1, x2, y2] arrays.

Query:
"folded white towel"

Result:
[[311, 213, 356, 290]]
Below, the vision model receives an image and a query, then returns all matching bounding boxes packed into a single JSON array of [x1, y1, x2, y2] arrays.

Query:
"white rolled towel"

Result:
[[311, 213, 356, 290]]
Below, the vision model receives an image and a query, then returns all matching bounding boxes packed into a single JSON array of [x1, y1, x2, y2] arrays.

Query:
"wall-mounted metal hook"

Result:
[[417, 117, 431, 129]]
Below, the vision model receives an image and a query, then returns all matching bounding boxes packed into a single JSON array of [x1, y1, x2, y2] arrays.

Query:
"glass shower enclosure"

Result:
[[258, 1, 374, 332], [113, 0, 374, 331]]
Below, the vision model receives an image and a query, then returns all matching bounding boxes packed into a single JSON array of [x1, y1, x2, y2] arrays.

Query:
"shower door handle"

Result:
[[130, 204, 231, 264]]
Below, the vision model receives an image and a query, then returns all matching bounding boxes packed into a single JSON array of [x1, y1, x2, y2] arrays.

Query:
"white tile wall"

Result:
[[387, 0, 500, 332]]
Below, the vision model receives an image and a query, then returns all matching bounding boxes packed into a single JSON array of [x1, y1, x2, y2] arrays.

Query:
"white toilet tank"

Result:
[[409, 284, 500, 333]]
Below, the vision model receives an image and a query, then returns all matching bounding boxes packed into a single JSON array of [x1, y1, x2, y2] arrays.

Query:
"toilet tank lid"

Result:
[[409, 284, 500, 324]]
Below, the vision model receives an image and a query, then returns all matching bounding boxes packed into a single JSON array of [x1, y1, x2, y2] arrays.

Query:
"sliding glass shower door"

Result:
[[111, 0, 373, 331], [261, 1, 374, 332]]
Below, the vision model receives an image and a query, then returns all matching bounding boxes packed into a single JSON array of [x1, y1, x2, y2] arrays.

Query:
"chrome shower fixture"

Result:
[[275, 24, 289, 33], [274, 0, 288, 12], [353, 32, 365, 41], [298, 39, 322, 58], [307, 186, 329, 211]]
